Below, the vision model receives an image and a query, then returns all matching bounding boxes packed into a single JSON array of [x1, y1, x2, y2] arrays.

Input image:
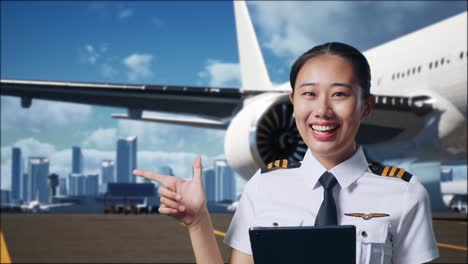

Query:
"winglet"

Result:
[[233, 0, 272, 91]]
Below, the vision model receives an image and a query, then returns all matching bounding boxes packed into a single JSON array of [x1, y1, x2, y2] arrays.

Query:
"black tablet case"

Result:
[[249, 225, 356, 264]]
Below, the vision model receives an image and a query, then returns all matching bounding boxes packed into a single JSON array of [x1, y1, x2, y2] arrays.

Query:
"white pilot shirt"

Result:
[[224, 147, 439, 264]]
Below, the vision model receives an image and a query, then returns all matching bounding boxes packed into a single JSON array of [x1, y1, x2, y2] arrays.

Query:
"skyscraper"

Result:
[[214, 159, 236, 202], [72, 146, 84, 174], [11, 147, 23, 202], [116, 136, 137, 183], [28, 157, 50, 203], [69, 173, 86, 196], [58, 178, 68, 196], [22, 173, 28, 203], [131, 138, 137, 182], [0, 190, 10, 205], [101, 160, 115, 186], [86, 174, 99, 196], [203, 168, 216, 202]]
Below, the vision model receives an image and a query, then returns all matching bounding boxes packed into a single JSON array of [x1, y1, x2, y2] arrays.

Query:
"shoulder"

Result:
[[260, 159, 302, 174], [246, 159, 302, 190], [368, 163, 413, 182], [367, 163, 428, 202]]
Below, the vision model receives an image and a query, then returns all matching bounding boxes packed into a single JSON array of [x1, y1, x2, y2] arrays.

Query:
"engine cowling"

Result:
[[225, 93, 307, 180]]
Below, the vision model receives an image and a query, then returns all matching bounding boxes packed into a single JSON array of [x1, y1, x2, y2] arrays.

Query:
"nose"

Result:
[[314, 96, 333, 118]]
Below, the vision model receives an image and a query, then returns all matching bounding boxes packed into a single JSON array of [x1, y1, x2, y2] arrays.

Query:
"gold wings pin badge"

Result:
[[344, 213, 390, 220]]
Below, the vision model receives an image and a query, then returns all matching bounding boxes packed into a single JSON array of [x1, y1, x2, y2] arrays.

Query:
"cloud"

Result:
[[0, 96, 92, 131], [123, 53, 154, 81], [82, 128, 117, 149], [118, 9, 134, 19], [79, 43, 110, 65], [82, 44, 100, 64], [116, 118, 225, 152], [248, 2, 438, 61], [78, 43, 120, 79], [101, 63, 118, 79], [197, 60, 241, 87], [99, 43, 109, 53], [7, 138, 57, 159], [87, 3, 135, 21]]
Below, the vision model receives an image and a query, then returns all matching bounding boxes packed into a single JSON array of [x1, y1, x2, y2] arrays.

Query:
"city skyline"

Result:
[[3, 137, 241, 204]]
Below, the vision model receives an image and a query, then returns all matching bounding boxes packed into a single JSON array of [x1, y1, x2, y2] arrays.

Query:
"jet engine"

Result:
[[225, 93, 307, 180]]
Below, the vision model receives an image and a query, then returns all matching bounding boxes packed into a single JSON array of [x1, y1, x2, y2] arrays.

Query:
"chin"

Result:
[[306, 137, 353, 158]]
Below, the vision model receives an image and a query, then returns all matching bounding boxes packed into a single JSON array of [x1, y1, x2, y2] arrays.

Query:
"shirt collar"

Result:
[[301, 146, 369, 190]]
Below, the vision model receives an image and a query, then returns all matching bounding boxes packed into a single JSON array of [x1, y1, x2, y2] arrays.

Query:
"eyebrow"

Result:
[[298, 82, 353, 89]]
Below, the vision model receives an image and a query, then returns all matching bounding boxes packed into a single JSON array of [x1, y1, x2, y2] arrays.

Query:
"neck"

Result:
[[312, 144, 359, 170]]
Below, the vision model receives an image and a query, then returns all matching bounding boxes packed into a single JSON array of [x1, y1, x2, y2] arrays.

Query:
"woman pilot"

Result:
[[134, 42, 439, 264]]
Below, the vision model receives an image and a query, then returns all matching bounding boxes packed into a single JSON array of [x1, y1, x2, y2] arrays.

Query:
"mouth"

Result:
[[309, 123, 340, 140]]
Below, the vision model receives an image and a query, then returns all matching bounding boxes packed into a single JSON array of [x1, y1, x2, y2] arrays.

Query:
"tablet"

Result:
[[249, 225, 356, 264]]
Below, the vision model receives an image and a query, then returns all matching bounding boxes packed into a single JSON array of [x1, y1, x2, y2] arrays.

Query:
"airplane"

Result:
[[1, 1, 467, 211], [441, 180, 468, 212]]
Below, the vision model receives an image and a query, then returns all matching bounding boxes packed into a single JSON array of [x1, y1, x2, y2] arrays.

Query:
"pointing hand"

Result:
[[133, 156, 207, 226]]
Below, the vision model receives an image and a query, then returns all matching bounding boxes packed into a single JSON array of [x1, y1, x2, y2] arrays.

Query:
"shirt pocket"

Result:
[[253, 213, 304, 227], [355, 223, 390, 264]]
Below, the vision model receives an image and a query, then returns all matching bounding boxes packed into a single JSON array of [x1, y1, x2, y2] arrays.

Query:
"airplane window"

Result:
[[392, 74, 395, 80], [412, 68, 416, 74], [397, 72, 400, 78], [460, 51, 464, 59], [435, 61, 438, 68], [418, 66, 421, 73], [402, 72, 405, 78], [429, 62, 432, 69], [441, 58, 445, 65], [407, 69, 410, 75]]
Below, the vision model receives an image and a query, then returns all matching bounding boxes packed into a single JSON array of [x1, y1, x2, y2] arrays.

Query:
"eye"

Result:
[[302, 92, 315, 97], [332, 92, 347, 97]]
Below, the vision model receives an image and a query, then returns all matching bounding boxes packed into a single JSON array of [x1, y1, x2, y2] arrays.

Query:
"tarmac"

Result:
[[0, 213, 466, 263]]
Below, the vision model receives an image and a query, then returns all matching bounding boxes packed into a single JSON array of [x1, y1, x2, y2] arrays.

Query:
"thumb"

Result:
[[192, 156, 203, 184]]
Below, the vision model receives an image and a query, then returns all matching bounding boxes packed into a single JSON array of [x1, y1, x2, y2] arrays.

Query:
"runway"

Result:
[[1, 213, 466, 263]]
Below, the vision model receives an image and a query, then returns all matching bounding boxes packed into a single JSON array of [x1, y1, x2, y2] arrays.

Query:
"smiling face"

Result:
[[290, 54, 374, 169]]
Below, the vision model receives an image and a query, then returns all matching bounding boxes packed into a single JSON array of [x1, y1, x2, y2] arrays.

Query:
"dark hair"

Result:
[[289, 42, 371, 98]]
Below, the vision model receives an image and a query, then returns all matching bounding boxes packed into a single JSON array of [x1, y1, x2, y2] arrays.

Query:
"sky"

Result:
[[1, 1, 467, 194]]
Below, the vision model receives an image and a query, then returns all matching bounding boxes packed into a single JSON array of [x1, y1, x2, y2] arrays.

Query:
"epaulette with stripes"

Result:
[[261, 159, 301, 174], [369, 163, 413, 182]]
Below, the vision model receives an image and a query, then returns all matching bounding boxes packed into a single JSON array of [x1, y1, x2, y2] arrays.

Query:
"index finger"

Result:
[[133, 169, 166, 183]]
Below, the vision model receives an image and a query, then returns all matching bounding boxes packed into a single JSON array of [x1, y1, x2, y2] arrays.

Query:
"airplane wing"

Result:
[[2, 79, 436, 137], [0, 79, 270, 125]]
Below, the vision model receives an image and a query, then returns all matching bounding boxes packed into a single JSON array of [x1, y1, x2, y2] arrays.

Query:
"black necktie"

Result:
[[315, 171, 338, 226]]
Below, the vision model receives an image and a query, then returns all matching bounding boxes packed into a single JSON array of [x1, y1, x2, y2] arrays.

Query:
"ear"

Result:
[[289, 92, 294, 105], [361, 95, 375, 119]]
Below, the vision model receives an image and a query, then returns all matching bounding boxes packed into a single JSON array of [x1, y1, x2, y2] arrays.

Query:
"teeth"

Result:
[[311, 125, 338, 132]]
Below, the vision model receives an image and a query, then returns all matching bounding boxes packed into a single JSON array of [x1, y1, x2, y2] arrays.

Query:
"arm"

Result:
[[230, 249, 254, 264], [393, 179, 439, 263], [180, 202, 254, 264], [134, 157, 225, 264], [187, 207, 224, 264]]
